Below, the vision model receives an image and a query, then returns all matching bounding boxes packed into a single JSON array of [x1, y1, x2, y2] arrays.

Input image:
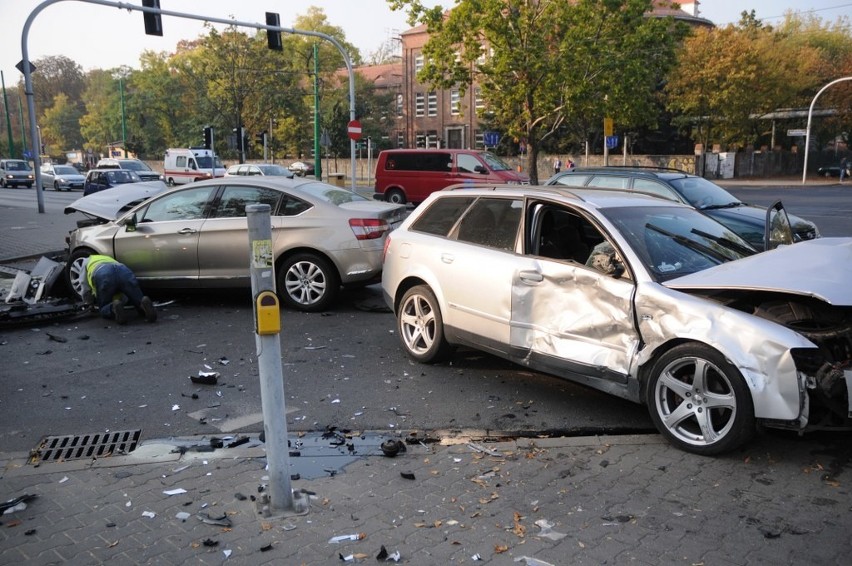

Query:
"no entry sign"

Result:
[[347, 120, 362, 141]]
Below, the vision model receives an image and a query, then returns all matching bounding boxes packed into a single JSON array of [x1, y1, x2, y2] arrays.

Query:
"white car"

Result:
[[381, 184, 852, 454], [41, 163, 86, 191]]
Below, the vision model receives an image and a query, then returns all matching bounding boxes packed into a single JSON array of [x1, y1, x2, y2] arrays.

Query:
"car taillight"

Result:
[[349, 218, 389, 240], [382, 234, 392, 262]]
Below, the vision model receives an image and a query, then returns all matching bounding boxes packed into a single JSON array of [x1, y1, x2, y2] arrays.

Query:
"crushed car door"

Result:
[[510, 202, 640, 383]]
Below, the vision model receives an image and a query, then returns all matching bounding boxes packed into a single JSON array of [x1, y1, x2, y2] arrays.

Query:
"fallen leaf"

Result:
[[494, 544, 509, 554]]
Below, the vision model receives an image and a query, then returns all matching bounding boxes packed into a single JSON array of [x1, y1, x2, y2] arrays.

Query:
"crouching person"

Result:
[[80, 254, 156, 324]]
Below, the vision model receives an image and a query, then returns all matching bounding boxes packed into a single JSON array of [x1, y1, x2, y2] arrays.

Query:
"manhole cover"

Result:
[[29, 430, 141, 464]]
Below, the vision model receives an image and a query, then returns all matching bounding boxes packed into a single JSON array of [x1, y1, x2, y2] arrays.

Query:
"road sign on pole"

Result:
[[606, 135, 619, 149], [347, 120, 362, 141]]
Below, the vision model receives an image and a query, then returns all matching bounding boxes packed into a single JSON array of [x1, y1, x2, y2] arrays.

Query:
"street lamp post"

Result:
[[119, 76, 127, 158], [802, 76, 852, 184]]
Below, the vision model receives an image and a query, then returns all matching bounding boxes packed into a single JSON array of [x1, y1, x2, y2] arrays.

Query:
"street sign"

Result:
[[604, 117, 614, 137], [320, 129, 331, 147], [347, 120, 362, 141], [787, 129, 807, 137], [483, 131, 500, 147], [15, 60, 35, 74], [606, 135, 619, 149]]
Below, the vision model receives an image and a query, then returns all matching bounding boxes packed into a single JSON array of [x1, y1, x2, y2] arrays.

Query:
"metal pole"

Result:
[[1, 71, 15, 158], [803, 76, 852, 184], [119, 77, 127, 158], [246, 204, 300, 515], [313, 43, 321, 181]]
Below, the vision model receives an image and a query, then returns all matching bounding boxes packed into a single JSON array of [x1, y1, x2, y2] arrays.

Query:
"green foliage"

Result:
[[40, 92, 83, 155], [391, 0, 684, 182]]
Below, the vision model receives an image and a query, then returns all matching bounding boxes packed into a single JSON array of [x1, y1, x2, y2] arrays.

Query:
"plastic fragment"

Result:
[[328, 533, 366, 544], [514, 557, 556, 566], [400, 471, 416, 480], [202, 538, 219, 547], [472, 554, 482, 561], [534, 519, 567, 541], [175, 512, 191, 521], [172, 404, 180, 411], [1, 494, 37, 516], [227, 436, 249, 448], [377, 546, 402, 562], [198, 512, 232, 527], [163, 488, 187, 496], [223, 550, 232, 558], [191, 372, 219, 385], [260, 543, 273, 552], [142, 511, 156, 518]]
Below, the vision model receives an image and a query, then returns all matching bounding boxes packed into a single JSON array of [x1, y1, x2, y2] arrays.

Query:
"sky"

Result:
[[1, 0, 851, 81]]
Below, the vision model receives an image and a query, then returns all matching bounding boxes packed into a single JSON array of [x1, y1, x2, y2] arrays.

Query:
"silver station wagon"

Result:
[[381, 184, 852, 454]]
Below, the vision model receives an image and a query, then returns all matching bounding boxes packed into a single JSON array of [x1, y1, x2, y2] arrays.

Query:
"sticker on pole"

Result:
[[347, 120, 362, 141], [252, 240, 273, 268]]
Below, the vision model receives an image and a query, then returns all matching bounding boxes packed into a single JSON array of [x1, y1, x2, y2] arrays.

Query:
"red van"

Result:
[[374, 149, 529, 204]]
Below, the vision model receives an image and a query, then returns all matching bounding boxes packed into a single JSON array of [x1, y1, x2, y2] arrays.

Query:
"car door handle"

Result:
[[441, 253, 454, 264], [519, 270, 543, 284], [178, 227, 197, 234]]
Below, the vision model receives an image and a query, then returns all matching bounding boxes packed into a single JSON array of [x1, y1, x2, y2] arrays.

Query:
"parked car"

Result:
[[288, 161, 315, 177], [0, 159, 34, 188], [817, 165, 849, 178], [381, 184, 852, 455], [546, 168, 819, 250], [65, 177, 407, 312], [96, 158, 164, 182], [226, 163, 294, 178], [41, 163, 86, 191], [83, 169, 144, 195], [374, 148, 530, 204]]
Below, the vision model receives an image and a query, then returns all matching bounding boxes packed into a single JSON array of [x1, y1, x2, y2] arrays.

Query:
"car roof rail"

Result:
[[574, 165, 690, 175], [442, 183, 584, 200]]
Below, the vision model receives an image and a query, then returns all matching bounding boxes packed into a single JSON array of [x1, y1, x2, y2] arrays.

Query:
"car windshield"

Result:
[[119, 160, 152, 172], [600, 205, 757, 282], [298, 183, 369, 205], [55, 166, 78, 175], [480, 152, 512, 171], [5, 161, 30, 171], [107, 170, 141, 184], [196, 155, 224, 169], [667, 177, 741, 209], [258, 165, 291, 176]]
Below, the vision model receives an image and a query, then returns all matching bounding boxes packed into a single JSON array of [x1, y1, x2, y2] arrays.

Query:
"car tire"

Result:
[[66, 249, 94, 301], [646, 343, 754, 455], [397, 285, 452, 363], [385, 189, 406, 205], [0, 179, 6, 188], [54, 181, 61, 191], [167, 178, 176, 186], [277, 253, 339, 312]]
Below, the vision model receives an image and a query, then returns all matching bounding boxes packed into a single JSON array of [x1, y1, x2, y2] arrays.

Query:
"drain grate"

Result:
[[29, 430, 141, 464]]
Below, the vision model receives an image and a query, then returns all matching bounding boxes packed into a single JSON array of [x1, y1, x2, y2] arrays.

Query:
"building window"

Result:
[[450, 89, 460, 116], [396, 93, 403, 118], [474, 88, 485, 112], [415, 93, 425, 117], [415, 132, 427, 148], [427, 92, 438, 117], [397, 132, 405, 148], [474, 130, 485, 150], [414, 54, 424, 73]]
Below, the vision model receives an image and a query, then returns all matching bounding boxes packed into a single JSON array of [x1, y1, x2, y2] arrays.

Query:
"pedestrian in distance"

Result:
[[841, 157, 848, 183], [553, 156, 562, 175], [80, 254, 157, 324], [567, 158, 575, 170]]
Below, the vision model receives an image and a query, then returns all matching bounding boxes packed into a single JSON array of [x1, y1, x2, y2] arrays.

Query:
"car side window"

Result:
[[552, 174, 590, 187], [457, 154, 483, 174], [212, 186, 281, 218], [632, 179, 679, 201], [141, 187, 217, 222], [279, 194, 312, 216], [176, 156, 186, 168], [456, 197, 522, 251], [410, 196, 476, 236], [587, 176, 629, 189]]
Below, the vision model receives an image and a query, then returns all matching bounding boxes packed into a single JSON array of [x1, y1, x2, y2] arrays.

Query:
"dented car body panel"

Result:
[[382, 185, 851, 453]]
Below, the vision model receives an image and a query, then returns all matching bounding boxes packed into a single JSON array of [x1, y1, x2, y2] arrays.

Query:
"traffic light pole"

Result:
[[20, 0, 360, 213]]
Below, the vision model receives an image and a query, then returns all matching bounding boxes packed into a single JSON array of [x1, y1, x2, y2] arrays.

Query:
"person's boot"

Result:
[[112, 299, 127, 325], [140, 296, 157, 322]]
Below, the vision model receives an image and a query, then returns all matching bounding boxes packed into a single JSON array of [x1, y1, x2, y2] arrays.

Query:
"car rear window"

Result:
[[410, 196, 476, 236], [298, 183, 369, 205]]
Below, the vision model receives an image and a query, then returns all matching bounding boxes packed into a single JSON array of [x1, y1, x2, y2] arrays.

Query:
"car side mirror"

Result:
[[764, 201, 793, 250], [125, 213, 138, 232], [475, 165, 488, 174]]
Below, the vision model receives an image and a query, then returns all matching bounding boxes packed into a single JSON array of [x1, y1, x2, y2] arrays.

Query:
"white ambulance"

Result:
[[163, 148, 226, 185]]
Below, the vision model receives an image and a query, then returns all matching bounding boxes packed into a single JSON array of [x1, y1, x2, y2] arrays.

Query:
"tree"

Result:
[[27, 55, 85, 118], [79, 69, 122, 156], [388, 0, 683, 183], [40, 92, 83, 154]]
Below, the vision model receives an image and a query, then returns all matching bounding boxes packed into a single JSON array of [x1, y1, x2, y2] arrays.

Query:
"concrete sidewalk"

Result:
[[0, 204, 77, 263], [1, 432, 850, 565]]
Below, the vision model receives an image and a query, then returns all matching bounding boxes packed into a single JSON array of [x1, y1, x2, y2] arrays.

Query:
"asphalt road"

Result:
[[1, 182, 850, 455]]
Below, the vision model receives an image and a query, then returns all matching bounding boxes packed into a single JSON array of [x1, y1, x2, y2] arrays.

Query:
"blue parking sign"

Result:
[[484, 131, 500, 148], [606, 135, 619, 149]]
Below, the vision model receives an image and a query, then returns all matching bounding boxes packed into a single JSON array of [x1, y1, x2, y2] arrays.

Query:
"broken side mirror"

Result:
[[765, 201, 793, 251], [125, 213, 138, 232]]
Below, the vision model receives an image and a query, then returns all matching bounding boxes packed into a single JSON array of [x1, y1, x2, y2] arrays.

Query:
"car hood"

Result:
[[664, 237, 852, 306], [704, 203, 814, 234], [64, 181, 168, 219]]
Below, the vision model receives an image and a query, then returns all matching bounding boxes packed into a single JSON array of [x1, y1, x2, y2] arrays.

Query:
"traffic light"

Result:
[[233, 126, 246, 153], [266, 13, 283, 51], [141, 0, 163, 36], [255, 131, 267, 146], [203, 126, 212, 150]]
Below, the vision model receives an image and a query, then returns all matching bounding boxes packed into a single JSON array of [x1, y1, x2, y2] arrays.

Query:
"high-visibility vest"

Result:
[[85, 255, 119, 293]]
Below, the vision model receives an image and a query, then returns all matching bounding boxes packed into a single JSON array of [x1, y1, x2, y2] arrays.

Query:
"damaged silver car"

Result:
[[381, 185, 852, 454]]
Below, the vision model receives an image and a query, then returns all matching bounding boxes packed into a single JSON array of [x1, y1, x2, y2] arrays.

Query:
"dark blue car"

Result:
[[83, 169, 143, 196]]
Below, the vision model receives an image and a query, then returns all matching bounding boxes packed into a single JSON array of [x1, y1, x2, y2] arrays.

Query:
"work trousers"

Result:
[[92, 263, 145, 319]]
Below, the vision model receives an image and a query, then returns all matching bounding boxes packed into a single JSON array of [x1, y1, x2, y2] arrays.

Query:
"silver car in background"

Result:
[[66, 177, 406, 311], [41, 163, 86, 191], [381, 185, 852, 454]]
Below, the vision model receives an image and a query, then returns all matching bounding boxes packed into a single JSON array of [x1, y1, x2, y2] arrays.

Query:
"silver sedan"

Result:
[[41, 163, 86, 191], [66, 177, 406, 311]]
